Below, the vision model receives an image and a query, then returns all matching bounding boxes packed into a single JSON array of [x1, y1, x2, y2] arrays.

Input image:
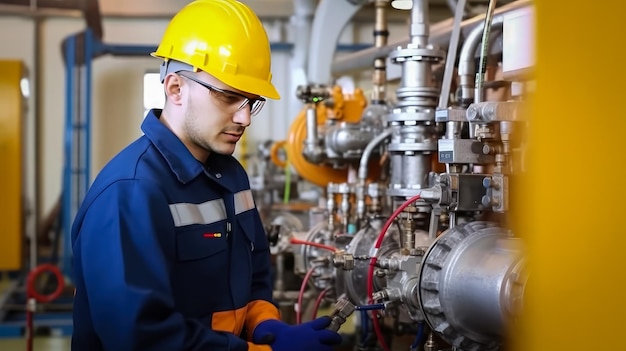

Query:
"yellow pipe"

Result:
[[513, 2, 626, 350]]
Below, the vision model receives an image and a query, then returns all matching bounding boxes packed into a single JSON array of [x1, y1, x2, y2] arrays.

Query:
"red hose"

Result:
[[26, 298, 34, 351], [311, 286, 332, 320], [290, 238, 337, 252], [25, 264, 65, 351], [296, 266, 317, 324], [26, 263, 65, 303], [367, 194, 422, 351], [291, 238, 336, 324]]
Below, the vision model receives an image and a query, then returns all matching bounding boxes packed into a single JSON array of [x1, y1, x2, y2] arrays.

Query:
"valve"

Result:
[[326, 295, 356, 332], [296, 84, 330, 104], [331, 251, 355, 271]]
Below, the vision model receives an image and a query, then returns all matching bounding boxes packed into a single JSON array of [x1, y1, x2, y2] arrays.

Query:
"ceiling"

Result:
[[0, 0, 507, 19]]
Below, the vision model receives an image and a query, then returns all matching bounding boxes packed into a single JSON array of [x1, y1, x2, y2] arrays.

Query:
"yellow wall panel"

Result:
[[0, 60, 25, 271], [513, 2, 626, 350]]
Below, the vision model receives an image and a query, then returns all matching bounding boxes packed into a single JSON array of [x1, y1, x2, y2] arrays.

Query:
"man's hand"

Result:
[[252, 317, 342, 351]]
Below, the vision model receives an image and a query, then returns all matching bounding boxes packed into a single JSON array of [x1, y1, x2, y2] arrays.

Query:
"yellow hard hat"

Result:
[[152, 0, 280, 99]]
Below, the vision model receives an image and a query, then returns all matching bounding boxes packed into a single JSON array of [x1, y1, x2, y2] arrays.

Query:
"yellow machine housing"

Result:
[[0, 60, 26, 271]]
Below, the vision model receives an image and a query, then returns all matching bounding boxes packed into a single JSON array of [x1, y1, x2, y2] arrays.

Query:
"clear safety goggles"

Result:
[[178, 72, 266, 116]]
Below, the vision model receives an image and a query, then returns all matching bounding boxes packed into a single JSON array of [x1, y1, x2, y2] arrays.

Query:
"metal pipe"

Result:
[[32, 16, 43, 272], [331, 0, 531, 76], [458, 19, 503, 104], [371, 0, 390, 104], [275, 252, 285, 296], [303, 105, 323, 163], [428, 207, 439, 240], [356, 128, 393, 219], [475, 0, 499, 103], [438, 0, 467, 109], [289, 0, 315, 123], [446, 0, 469, 17], [0, 5, 82, 17], [358, 128, 393, 182], [446, 0, 488, 18], [373, 1, 390, 48], [307, 0, 366, 84], [410, 0, 429, 47]]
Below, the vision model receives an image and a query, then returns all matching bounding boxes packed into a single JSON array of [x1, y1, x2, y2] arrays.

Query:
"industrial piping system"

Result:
[[264, 0, 532, 350]]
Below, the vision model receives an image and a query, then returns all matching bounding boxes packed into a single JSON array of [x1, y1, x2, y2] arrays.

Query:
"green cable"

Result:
[[283, 153, 291, 204]]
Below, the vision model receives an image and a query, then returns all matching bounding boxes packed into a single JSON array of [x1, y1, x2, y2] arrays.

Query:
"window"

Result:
[[143, 72, 164, 117]]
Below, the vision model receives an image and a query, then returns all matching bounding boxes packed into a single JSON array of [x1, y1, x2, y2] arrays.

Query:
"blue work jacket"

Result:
[[71, 109, 279, 351]]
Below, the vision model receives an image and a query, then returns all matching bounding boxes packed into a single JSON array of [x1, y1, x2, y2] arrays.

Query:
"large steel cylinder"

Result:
[[419, 221, 526, 351]]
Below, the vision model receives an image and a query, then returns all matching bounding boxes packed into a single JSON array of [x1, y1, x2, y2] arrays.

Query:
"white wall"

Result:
[[92, 17, 169, 171], [98, 0, 296, 18], [39, 16, 85, 221], [0, 7, 413, 225]]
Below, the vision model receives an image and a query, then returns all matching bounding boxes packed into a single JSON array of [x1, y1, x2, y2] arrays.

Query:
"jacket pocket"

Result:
[[236, 210, 268, 252], [176, 223, 227, 262]]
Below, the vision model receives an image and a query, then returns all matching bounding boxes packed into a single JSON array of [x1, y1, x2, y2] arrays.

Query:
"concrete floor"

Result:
[[0, 337, 71, 351], [0, 275, 72, 351]]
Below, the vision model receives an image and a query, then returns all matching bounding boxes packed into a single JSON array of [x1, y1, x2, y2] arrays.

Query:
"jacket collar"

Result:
[[141, 109, 205, 184], [141, 109, 239, 192]]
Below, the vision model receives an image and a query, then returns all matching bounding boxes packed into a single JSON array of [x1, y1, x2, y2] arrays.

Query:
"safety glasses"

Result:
[[178, 72, 266, 116]]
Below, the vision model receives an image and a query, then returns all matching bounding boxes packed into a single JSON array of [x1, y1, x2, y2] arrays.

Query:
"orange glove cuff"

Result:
[[247, 342, 273, 351], [245, 300, 281, 338]]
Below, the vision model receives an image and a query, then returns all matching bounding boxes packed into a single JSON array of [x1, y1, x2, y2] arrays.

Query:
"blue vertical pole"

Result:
[[62, 35, 76, 279], [83, 29, 93, 212], [62, 29, 96, 280]]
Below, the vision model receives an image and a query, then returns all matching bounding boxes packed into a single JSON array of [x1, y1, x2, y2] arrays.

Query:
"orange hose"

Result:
[[269, 140, 288, 168]]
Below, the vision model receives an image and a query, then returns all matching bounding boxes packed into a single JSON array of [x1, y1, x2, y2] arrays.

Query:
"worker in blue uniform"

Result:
[[70, 1, 343, 350]]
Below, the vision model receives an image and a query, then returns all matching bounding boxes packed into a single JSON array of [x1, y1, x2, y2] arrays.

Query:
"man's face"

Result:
[[180, 71, 256, 157]]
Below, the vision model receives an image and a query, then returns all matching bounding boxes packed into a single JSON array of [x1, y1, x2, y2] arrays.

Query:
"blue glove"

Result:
[[252, 316, 342, 351]]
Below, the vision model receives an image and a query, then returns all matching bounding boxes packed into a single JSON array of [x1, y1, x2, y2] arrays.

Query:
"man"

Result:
[[70, 1, 342, 350]]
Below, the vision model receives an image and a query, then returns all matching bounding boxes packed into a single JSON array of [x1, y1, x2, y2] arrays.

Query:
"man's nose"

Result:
[[233, 107, 251, 127]]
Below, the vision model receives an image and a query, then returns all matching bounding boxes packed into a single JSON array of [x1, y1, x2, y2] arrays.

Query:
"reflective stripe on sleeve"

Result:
[[234, 190, 255, 215], [169, 199, 227, 227]]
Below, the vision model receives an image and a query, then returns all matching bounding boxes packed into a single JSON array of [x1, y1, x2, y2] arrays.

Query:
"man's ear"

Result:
[[163, 73, 184, 105]]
